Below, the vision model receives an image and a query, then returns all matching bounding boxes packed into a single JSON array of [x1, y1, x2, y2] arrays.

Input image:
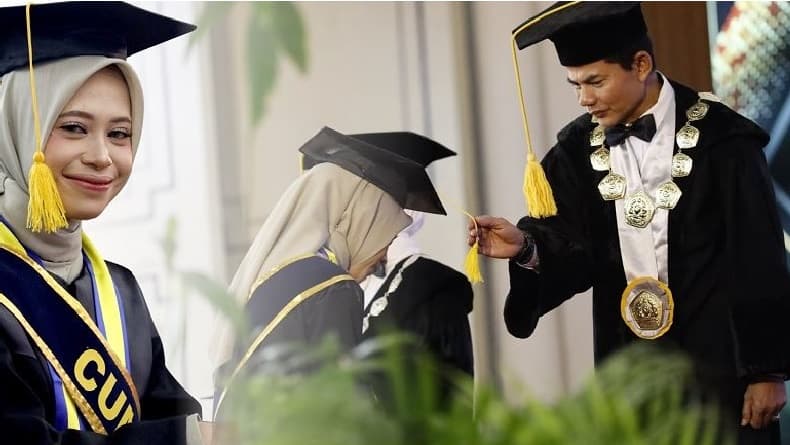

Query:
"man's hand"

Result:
[[741, 381, 786, 429], [468, 215, 524, 259]]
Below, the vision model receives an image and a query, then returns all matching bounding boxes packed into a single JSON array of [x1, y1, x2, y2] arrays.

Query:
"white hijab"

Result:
[[0, 56, 144, 282], [214, 162, 412, 365]]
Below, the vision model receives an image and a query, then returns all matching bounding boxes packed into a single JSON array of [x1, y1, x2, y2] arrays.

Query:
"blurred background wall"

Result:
[[78, 1, 790, 422]]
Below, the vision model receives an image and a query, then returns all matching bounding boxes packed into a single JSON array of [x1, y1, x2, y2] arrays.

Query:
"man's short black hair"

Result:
[[603, 35, 657, 71]]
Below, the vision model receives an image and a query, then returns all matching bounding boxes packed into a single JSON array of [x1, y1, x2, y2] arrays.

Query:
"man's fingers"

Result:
[[741, 397, 753, 427], [751, 406, 770, 429]]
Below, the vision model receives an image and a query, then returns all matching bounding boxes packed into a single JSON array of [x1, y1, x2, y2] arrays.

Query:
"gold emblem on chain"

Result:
[[624, 191, 655, 228], [590, 147, 610, 172], [671, 152, 693, 177], [685, 101, 709, 121], [621, 277, 674, 339], [676, 124, 700, 149], [598, 173, 627, 200], [589, 125, 605, 147], [589, 99, 709, 229], [655, 181, 682, 209]]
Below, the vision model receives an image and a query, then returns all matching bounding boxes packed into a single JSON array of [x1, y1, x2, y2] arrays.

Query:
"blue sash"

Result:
[[0, 223, 140, 434]]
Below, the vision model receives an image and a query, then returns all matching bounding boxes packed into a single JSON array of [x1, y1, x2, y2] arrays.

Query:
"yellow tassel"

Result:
[[23, 3, 67, 233], [523, 152, 557, 218], [464, 241, 483, 284], [26, 151, 67, 233]]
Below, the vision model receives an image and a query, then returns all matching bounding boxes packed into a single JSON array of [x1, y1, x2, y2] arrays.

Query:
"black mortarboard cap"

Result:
[[0, 1, 196, 75], [348, 132, 456, 167], [513, 2, 647, 67], [299, 127, 447, 215]]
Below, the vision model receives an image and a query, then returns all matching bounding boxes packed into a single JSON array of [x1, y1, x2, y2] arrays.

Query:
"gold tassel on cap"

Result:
[[523, 152, 557, 218], [25, 3, 67, 233], [511, 12, 562, 218]]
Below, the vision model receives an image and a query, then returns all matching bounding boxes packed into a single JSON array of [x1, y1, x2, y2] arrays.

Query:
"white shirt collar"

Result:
[[640, 71, 674, 138]]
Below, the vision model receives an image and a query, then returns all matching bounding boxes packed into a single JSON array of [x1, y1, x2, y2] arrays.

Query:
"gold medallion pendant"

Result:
[[623, 191, 655, 228], [589, 125, 605, 147], [655, 181, 682, 210], [620, 277, 674, 339], [598, 173, 626, 200], [590, 147, 610, 172], [671, 152, 693, 177]]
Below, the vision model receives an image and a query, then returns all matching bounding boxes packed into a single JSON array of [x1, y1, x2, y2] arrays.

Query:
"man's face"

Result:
[[566, 56, 650, 128]]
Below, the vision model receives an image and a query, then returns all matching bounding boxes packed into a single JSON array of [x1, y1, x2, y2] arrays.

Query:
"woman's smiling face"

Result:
[[44, 66, 133, 221]]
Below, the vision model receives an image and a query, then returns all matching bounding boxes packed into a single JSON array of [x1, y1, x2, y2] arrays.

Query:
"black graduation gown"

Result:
[[0, 261, 201, 445], [363, 256, 474, 376], [504, 79, 790, 444], [232, 257, 363, 374], [362, 256, 474, 407]]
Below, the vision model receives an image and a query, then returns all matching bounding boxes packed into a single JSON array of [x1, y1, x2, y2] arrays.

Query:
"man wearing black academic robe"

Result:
[[504, 79, 790, 444]]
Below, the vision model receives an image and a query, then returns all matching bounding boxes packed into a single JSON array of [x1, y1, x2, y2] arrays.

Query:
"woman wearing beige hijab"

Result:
[[0, 3, 203, 444], [214, 127, 448, 414]]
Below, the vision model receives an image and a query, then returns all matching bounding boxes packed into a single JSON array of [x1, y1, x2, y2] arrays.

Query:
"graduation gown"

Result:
[[0, 261, 201, 445], [227, 255, 362, 376], [505, 79, 790, 444], [362, 256, 474, 377], [360, 256, 473, 411]]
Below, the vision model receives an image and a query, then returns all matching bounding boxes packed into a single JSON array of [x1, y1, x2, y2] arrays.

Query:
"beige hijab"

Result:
[[215, 162, 411, 364], [0, 56, 144, 282]]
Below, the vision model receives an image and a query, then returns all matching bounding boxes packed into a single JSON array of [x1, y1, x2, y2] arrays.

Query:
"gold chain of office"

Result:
[[588, 99, 710, 228]]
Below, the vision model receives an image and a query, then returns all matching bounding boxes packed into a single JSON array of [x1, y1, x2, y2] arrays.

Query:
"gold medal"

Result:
[[676, 124, 700, 149], [685, 101, 709, 121], [624, 191, 655, 228], [598, 173, 626, 201], [671, 152, 693, 177], [589, 125, 605, 147], [655, 181, 682, 209], [590, 147, 610, 171], [620, 277, 674, 339]]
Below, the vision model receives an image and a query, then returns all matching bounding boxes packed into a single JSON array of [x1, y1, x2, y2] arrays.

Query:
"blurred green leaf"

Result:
[[247, 11, 278, 124], [271, 2, 308, 72], [159, 216, 178, 271], [189, 2, 234, 49], [181, 269, 247, 338], [214, 338, 729, 445], [186, 2, 309, 126]]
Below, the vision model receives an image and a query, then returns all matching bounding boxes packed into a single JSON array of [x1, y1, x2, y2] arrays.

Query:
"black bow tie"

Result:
[[604, 114, 657, 147]]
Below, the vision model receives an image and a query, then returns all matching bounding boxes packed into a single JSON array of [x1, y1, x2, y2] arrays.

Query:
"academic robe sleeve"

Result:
[[305, 280, 363, 351], [505, 132, 596, 339], [716, 135, 790, 378]]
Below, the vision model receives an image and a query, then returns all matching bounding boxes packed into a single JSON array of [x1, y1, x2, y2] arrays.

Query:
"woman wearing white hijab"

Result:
[[214, 127, 449, 415], [0, 3, 202, 444]]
